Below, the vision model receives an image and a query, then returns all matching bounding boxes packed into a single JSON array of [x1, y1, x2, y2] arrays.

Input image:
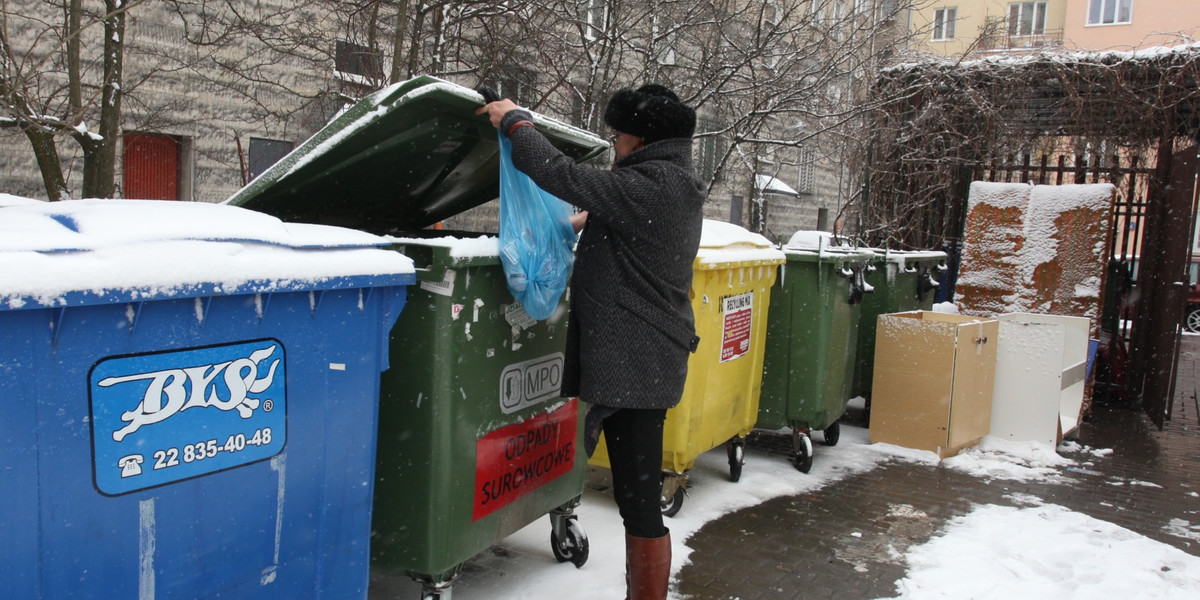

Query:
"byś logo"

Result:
[[99, 344, 281, 442]]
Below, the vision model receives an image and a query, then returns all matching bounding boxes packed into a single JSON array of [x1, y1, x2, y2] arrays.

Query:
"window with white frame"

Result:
[[834, 0, 848, 22], [1087, 0, 1132, 25], [1008, 2, 1047, 36], [932, 7, 957, 41], [583, 0, 608, 41]]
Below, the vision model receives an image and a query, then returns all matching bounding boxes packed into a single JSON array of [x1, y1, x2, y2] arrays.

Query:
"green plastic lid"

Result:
[[225, 75, 608, 234]]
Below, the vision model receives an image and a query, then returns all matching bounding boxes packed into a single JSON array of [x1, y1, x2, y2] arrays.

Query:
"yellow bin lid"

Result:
[[694, 219, 786, 270]]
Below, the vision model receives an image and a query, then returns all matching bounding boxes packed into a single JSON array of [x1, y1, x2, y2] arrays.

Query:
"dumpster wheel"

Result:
[[660, 473, 687, 517], [550, 514, 589, 568], [822, 421, 840, 447], [417, 577, 456, 600], [793, 430, 814, 473], [727, 438, 746, 482]]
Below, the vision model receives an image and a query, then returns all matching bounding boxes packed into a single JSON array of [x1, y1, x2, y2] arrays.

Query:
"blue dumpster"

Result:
[[0, 199, 416, 600]]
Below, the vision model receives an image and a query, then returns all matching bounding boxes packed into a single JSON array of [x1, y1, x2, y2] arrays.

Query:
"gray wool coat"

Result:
[[501, 110, 706, 410]]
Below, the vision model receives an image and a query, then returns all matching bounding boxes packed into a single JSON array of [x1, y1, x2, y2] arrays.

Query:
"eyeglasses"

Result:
[[608, 131, 639, 144]]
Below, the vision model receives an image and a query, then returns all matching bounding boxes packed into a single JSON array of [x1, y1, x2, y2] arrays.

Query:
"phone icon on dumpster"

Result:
[[118, 455, 144, 478]]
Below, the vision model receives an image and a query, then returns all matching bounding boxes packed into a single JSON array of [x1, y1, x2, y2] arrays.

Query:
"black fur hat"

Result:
[[603, 84, 696, 143]]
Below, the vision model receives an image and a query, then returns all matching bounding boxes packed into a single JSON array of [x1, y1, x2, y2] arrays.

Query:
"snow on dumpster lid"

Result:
[[0, 198, 416, 310], [871, 248, 948, 269], [696, 219, 786, 266], [385, 234, 500, 259], [0, 193, 42, 207], [782, 230, 873, 261], [784, 230, 848, 249]]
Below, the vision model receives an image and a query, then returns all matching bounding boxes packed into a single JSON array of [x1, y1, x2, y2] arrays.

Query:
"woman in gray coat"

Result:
[[478, 84, 704, 600]]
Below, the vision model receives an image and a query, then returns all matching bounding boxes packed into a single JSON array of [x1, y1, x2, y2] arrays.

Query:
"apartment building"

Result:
[[911, 0, 1067, 55], [1062, 0, 1200, 51], [910, 0, 1197, 57]]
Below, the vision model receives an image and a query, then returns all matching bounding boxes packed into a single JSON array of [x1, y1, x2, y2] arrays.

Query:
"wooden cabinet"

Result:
[[869, 311, 999, 458]]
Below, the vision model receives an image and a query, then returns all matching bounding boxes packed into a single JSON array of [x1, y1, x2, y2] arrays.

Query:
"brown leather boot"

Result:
[[625, 530, 671, 600]]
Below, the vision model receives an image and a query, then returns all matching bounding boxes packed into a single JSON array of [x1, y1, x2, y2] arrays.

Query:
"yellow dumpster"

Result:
[[590, 220, 786, 516]]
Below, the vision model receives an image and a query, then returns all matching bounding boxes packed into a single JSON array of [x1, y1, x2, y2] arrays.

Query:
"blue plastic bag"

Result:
[[497, 132, 577, 320]]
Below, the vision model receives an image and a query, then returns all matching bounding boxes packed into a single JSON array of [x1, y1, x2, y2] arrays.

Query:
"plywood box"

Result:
[[869, 311, 999, 458]]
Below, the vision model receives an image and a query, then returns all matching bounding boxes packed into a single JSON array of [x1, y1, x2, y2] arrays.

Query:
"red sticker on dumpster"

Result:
[[473, 398, 578, 521], [720, 292, 754, 363]]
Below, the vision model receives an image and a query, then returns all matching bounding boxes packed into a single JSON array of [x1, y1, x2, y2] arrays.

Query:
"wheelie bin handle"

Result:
[[478, 86, 501, 104]]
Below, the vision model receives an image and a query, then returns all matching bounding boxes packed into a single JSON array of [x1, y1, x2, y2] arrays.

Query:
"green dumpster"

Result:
[[850, 249, 947, 403], [226, 75, 608, 599], [759, 233, 872, 473]]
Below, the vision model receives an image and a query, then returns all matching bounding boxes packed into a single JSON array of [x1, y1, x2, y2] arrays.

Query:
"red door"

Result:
[[123, 133, 179, 200]]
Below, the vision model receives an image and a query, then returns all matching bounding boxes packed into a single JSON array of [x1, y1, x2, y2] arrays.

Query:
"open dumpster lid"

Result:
[[224, 75, 609, 234]]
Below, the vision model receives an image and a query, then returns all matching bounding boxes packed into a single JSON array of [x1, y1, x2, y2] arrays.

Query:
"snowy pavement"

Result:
[[368, 417, 1200, 599]]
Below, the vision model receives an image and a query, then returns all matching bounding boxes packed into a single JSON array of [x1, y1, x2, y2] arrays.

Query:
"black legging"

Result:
[[602, 407, 668, 539]]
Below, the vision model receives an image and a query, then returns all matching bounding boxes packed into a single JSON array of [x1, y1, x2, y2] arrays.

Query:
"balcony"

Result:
[[978, 28, 1065, 53]]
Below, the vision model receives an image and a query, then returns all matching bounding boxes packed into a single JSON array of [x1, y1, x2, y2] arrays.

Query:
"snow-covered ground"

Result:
[[369, 417, 1200, 599]]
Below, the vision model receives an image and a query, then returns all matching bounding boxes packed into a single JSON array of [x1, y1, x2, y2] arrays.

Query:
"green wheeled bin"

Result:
[[371, 237, 588, 596], [759, 233, 872, 473], [226, 75, 608, 599], [850, 249, 948, 404]]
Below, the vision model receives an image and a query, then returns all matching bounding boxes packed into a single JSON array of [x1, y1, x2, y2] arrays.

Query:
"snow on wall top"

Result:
[[888, 41, 1200, 72], [1, 198, 416, 310], [755, 175, 799, 195]]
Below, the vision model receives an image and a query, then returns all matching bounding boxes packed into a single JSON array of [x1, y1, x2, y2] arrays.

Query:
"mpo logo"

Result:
[[498, 353, 564, 414]]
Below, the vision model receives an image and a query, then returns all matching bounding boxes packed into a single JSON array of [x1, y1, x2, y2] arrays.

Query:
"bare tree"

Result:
[[319, 0, 918, 236], [3, 0, 915, 215], [1, 0, 144, 200]]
